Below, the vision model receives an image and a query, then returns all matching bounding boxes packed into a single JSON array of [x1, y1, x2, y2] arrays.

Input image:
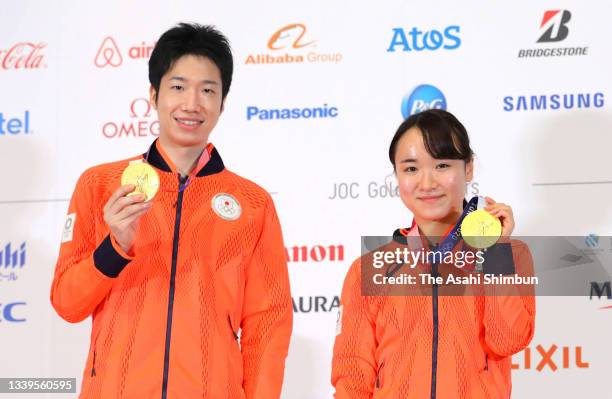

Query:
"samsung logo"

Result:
[[503, 92, 604, 112]]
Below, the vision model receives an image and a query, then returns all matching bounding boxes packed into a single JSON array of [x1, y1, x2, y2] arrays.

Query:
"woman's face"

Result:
[[394, 127, 473, 223]]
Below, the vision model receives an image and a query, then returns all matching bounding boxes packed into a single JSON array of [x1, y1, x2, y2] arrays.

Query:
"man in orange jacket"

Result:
[[51, 23, 293, 398]]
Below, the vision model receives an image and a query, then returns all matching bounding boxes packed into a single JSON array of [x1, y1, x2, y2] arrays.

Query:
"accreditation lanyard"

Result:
[[143, 142, 212, 193], [422, 196, 480, 265]]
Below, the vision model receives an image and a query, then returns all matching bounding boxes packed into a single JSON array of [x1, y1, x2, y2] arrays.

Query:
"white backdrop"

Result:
[[1, 1, 612, 398]]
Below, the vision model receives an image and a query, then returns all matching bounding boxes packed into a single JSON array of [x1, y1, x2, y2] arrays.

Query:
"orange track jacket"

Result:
[[332, 226, 535, 399], [51, 141, 293, 398]]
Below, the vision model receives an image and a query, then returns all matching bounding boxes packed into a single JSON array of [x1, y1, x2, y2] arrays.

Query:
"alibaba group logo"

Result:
[[267, 24, 315, 50], [95, 37, 123, 68]]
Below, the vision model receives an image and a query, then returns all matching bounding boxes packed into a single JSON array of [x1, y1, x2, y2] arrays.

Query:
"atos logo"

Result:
[[401, 85, 447, 118], [538, 10, 571, 43], [102, 98, 159, 139], [387, 26, 461, 52], [285, 244, 345, 263], [292, 296, 339, 313], [0, 111, 31, 136], [512, 345, 589, 371], [0, 302, 26, 323], [94, 37, 156, 68]]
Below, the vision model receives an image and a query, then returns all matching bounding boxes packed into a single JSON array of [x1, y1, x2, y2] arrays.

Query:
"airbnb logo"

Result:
[[94, 37, 123, 67], [0, 42, 46, 70], [94, 37, 156, 68], [512, 345, 589, 371]]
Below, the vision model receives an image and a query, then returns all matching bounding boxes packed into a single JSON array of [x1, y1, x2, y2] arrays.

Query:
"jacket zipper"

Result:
[[91, 350, 97, 377], [431, 259, 439, 399], [375, 360, 385, 389], [227, 315, 239, 341], [161, 175, 186, 399], [90, 329, 101, 377]]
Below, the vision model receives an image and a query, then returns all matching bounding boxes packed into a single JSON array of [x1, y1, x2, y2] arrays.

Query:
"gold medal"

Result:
[[460, 209, 502, 249], [121, 161, 160, 202]]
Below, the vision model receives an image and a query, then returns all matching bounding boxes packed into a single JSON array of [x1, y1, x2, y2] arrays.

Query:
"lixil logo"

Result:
[[512, 345, 589, 371]]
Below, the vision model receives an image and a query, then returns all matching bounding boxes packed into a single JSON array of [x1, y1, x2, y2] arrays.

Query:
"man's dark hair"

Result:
[[148, 22, 233, 102], [389, 109, 474, 169]]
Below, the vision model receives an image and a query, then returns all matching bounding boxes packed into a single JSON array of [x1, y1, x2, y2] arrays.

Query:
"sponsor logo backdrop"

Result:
[[1, 1, 611, 398]]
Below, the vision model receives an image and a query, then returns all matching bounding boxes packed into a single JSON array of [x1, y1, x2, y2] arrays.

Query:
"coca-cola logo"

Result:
[[0, 42, 46, 70], [102, 98, 159, 139], [94, 36, 156, 68]]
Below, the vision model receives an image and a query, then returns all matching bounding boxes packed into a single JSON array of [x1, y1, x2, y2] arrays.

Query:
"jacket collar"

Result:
[[144, 139, 225, 177], [393, 199, 469, 244]]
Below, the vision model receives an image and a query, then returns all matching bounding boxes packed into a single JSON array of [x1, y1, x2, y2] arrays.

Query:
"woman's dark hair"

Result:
[[389, 109, 474, 169], [149, 23, 233, 102]]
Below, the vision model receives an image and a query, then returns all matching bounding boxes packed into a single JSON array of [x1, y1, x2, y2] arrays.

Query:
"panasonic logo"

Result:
[[246, 104, 339, 121]]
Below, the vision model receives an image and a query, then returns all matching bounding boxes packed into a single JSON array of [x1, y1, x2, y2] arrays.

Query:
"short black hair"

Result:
[[389, 109, 474, 169], [148, 22, 233, 102]]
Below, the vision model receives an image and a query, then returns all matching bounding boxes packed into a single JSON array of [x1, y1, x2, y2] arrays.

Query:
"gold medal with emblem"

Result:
[[121, 160, 160, 202], [211, 193, 241, 221], [460, 209, 502, 249]]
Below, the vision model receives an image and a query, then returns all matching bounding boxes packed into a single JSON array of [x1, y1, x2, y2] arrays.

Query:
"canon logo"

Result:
[[0, 42, 46, 70], [285, 244, 345, 263]]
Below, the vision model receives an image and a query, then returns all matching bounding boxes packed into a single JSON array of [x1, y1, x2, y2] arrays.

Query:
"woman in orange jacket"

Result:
[[331, 109, 535, 398]]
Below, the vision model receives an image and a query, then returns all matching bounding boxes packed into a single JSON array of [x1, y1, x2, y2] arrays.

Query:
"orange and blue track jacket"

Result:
[[332, 225, 535, 399], [51, 140, 293, 398]]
